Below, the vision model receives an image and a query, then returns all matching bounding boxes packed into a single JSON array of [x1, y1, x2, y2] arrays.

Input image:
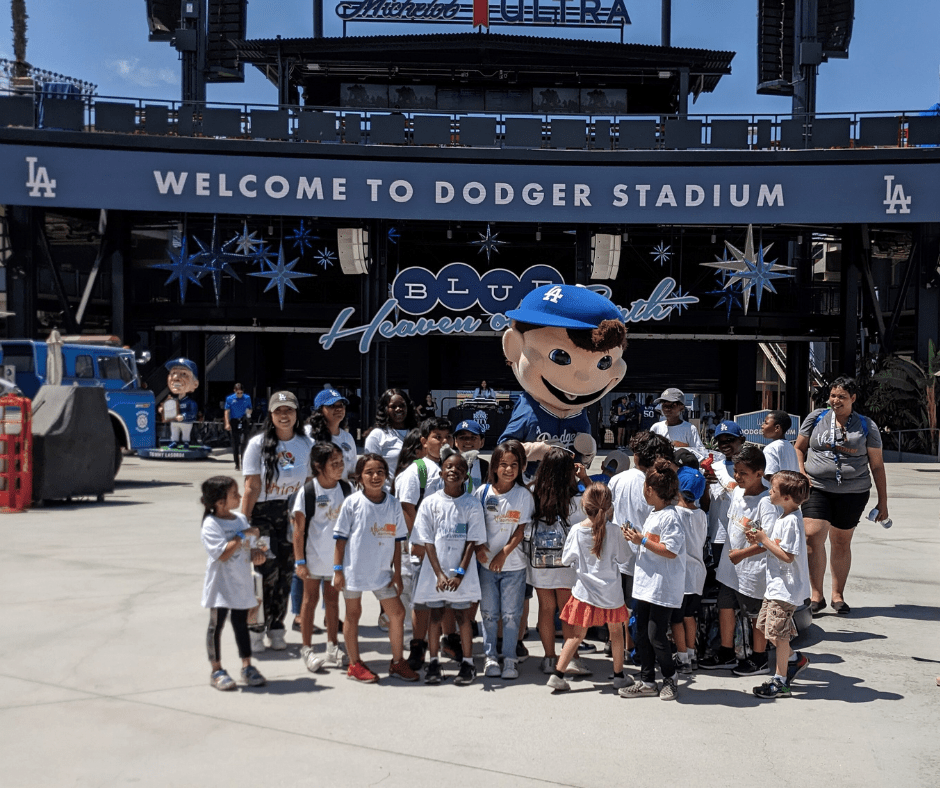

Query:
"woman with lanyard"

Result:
[[794, 376, 889, 616], [242, 391, 314, 652], [363, 388, 418, 486], [306, 388, 358, 481]]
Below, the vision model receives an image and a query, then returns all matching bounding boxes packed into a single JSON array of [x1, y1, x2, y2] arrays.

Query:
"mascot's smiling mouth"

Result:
[[541, 377, 610, 406]]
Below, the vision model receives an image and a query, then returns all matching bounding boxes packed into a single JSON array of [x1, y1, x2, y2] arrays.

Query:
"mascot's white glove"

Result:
[[522, 440, 560, 462], [573, 433, 597, 470]]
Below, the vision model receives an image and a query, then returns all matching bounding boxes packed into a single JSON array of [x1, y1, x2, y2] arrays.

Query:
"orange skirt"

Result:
[[561, 596, 629, 628]]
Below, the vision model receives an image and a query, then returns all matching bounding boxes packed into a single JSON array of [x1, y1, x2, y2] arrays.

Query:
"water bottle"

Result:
[[867, 508, 893, 529]]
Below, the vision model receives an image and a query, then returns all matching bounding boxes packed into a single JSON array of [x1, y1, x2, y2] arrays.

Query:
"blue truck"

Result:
[[0, 339, 156, 471]]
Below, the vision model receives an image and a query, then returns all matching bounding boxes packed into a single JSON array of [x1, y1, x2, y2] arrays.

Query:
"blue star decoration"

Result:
[[193, 217, 244, 305], [314, 248, 337, 269], [704, 269, 744, 319], [387, 227, 400, 245], [249, 242, 315, 310], [700, 224, 795, 314], [670, 286, 694, 315], [470, 224, 508, 262], [152, 236, 206, 303], [286, 220, 318, 253], [250, 241, 277, 269], [231, 221, 261, 256], [651, 241, 673, 266]]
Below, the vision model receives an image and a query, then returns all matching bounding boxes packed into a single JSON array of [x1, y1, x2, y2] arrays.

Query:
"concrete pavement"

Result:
[[1, 455, 938, 787]]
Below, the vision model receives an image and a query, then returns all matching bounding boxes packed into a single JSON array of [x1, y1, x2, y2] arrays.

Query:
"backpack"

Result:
[[526, 518, 569, 569], [813, 408, 869, 437], [299, 478, 352, 561]]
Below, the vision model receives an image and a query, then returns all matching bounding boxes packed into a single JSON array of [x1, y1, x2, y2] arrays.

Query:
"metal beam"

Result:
[[36, 219, 79, 334], [884, 240, 920, 353]]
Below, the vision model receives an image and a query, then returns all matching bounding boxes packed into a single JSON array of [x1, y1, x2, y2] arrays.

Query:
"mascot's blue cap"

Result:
[[506, 284, 623, 330], [164, 357, 199, 378]]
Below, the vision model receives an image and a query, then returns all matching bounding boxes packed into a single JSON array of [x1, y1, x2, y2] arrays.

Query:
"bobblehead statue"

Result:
[[498, 284, 627, 477], [140, 357, 211, 460]]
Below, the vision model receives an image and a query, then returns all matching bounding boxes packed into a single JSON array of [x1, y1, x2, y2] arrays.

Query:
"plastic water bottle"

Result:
[[867, 508, 893, 529]]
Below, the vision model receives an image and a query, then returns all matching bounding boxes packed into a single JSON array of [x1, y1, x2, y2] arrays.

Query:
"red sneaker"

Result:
[[389, 658, 420, 682], [347, 660, 379, 683]]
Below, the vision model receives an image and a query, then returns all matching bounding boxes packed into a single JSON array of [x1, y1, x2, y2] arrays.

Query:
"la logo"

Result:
[[883, 175, 911, 215], [26, 156, 56, 198], [542, 286, 564, 304]]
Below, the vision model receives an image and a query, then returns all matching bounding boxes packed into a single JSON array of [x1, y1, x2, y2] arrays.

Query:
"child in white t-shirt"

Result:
[[761, 411, 801, 477], [546, 483, 631, 693], [473, 440, 534, 681], [201, 476, 267, 690], [333, 454, 418, 684], [291, 442, 352, 674], [650, 387, 706, 458], [621, 460, 686, 701], [412, 447, 487, 686], [747, 470, 812, 699], [671, 466, 708, 674]]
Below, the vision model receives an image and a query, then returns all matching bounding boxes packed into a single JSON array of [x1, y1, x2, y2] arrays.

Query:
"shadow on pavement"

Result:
[[796, 666, 904, 703], [837, 604, 940, 622], [244, 677, 333, 696], [796, 625, 888, 648], [115, 479, 195, 489]]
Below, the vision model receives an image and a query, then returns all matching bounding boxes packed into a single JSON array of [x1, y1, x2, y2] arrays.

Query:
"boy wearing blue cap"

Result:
[[453, 420, 489, 492], [499, 284, 627, 477], [672, 464, 708, 673], [160, 358, 200, 448]]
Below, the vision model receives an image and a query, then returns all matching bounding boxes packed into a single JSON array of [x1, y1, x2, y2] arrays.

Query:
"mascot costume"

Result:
[[141, 357, 211, 459], [498, 284, 627, 477]]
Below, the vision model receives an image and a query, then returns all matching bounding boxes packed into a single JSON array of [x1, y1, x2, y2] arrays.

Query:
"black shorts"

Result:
[[670, 593, 702, 624], [620, 573, 634, 607], [802, 487, 870, 531]]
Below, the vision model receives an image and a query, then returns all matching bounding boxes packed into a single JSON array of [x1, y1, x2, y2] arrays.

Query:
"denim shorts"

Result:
[[343, 584, 398, 601], [413, 600, 473, 611]]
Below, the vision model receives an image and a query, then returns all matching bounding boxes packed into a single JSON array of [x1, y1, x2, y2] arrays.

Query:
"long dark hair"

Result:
[[201, 475, 237, 518], [581, 482, 611, 558], [487, 440, 526, 488], [645, 458, 679, 504], [311, 441, 343, 479], [391, 427, 424, 494], [372, 388, 417, 431], [306, 405, 349, 443], [261, 406, 306, 492], [532, 447, 579, 527]]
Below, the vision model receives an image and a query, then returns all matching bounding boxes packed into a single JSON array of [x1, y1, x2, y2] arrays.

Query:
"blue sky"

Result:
[[4, 0, 938, 114]]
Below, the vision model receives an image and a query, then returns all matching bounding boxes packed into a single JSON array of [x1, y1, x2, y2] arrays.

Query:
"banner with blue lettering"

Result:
[[733, 410, 800, 446]]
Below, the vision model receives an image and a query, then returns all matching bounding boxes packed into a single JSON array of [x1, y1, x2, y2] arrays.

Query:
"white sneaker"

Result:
[[484, 657, 501, 677], [250, 630, 266, 654], [501, 659, 519, 680], [323, 642, 348, 668], [300, 645, 326, 673], [546, 673, 570, 692], [378, 612, 390, 632], [540, 656, 557, 675], [267, 629, 287, 651], [565, 657, 592, 676]]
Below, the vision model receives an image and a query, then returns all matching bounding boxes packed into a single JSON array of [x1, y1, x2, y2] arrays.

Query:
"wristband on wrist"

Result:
[[641, 536, 648, 547], [294, 559, 306, 566], [454, 567, 466, 576], [235, 531, 245, 540], [333, 564, 344, 572]]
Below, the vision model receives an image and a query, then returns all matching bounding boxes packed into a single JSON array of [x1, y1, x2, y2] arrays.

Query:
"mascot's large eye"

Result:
[[549, 349, 571, 366], [597, 355, 613, 370]]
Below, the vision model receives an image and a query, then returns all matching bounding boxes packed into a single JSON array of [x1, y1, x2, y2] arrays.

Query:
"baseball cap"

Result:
[[164, 357, 199, 378], [268, 391, 299, 411], [506, 284, 623, 330], [677, 465, 707, 501], [714, 420, 744, 440], [602, 449, 631, 476], [314, 388, 348, 409], [454, 419, 483, 436], [654, 387, 685, 405]]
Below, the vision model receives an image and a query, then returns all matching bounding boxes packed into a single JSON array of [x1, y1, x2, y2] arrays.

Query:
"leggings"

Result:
[[251, 499, 293, 632], [207, 608, 251, 663], [634, 599, 676, 683]]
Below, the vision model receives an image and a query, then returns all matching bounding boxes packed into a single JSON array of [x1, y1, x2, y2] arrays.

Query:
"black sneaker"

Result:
[[699, 651, 738, 670], [515, 641, 529, 662], [424, 660, 442, 685], [407, 638, 427, 672], [785, 652, 809, 686], [753, 677, 791, 699], [442, 633, 463, 662], [454, 661, 476, 686], [733, 655, 770, 676], [578, 640, 597, 654]]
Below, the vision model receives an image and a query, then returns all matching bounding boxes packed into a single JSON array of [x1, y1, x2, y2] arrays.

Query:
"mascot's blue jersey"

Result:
[[498, 392, 591, 477], [176, 396, 199, 423]]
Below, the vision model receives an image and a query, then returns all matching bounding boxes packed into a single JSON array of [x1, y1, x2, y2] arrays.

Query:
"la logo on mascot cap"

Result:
[[500, 284, 627, 471]]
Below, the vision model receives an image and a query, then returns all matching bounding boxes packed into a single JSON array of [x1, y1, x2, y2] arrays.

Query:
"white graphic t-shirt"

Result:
[[631, 506, 687, 609], [333, 491, 407, 592], [201, 512, 257, 610], [292, 479, 349, 577], [716, 486, 778, 599], [472, 483, 535, 573], [609, 467, 653, 576], [242, 433, 313, 501], [304, 425, 358, 481], [764, 510, 810, 605]]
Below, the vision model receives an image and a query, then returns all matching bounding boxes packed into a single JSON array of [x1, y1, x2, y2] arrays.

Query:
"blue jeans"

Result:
[[478, 566, 527, 660], [291, 573, 303, 616]]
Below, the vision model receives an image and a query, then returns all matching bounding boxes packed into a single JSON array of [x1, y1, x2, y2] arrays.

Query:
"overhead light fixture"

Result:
[[622, 231, 628, 243], [711, 232, 716, 244], [446, 227, 452, 240], [797, 234, 803, 244], [337, 228, 370, 275], [591, 233, 621, 280], [658, 70, 672, 78], [536, 224, 542, 242]]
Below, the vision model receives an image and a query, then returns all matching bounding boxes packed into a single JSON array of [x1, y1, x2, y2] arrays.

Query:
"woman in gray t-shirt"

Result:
[[794, 376, 889, 617]]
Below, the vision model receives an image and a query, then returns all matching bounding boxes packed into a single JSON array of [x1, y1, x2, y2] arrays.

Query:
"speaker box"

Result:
[[337, 228, 370, 275]]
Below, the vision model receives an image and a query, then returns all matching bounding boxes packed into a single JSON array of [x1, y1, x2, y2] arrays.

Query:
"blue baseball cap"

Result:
[[314, 388, 348, 409], [677, 465, 707, 500], [715, 420, 744, 440], [164, 357, 198, 378], [506, 284, 623, 330], [454, 419, 483, 436]]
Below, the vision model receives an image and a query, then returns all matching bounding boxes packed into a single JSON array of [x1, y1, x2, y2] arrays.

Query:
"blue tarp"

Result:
[[38, 82, 81, 129]]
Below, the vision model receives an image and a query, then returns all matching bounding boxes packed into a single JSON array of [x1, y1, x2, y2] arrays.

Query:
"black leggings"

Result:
[[251, 499, 293, 632], [634, 599, 676, 683], [207, 608, 251, 663]]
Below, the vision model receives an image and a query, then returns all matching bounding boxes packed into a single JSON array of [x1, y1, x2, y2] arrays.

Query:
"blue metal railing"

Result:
[[1, 87, 938, 152]]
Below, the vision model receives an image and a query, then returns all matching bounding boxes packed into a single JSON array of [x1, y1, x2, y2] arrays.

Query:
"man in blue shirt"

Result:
[[224, 382, 253, 469]]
